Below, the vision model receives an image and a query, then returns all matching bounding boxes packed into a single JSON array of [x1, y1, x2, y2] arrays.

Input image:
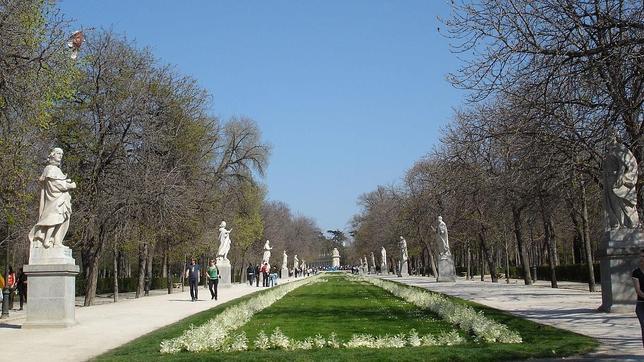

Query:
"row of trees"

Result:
[[350, 0, 642, 292], [0, 0, 332, 306]]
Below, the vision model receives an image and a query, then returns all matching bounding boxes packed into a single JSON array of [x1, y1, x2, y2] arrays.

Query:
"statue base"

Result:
[[332, 256, 340, 268], [437, 255, 456, 282], [29, 245, 75, 265], [216, 258, 232, 288], [380, 263, 388, 275], [23, 263, 79, 328], [598, 229, 643, 312], [400, 260, 409, 276], [281, 267, 289, 279]]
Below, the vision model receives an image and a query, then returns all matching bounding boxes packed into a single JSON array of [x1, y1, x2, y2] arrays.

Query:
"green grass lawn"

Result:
[[95, 274, 598, 362]]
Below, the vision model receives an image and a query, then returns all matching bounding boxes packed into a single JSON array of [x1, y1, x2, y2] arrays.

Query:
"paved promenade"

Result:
[[0, 280, 286, 361], [384, 275, 642, 361]]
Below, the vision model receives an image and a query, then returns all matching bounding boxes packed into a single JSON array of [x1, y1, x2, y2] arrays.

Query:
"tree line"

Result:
[[349, 0, 643, 292], [0, 0, 335, 306]]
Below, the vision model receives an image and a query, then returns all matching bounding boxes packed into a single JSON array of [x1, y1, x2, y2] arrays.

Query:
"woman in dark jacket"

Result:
[[17, 268, 27, 310]]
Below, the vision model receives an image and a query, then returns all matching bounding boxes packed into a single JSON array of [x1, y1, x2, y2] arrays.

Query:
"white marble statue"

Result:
[[399, 236, 408, 262], [331, 247, 341, 267], [381, 246, 387, 266], [282, 250, 288, 268], [370, 252, 376, 269], [217, 221, 232, 261], [262, 239, 273, 263], [293, 254, 299, 270], [28, 148, 77, 249], [437, 216, 451, 259], [602, 133, 639, 229]]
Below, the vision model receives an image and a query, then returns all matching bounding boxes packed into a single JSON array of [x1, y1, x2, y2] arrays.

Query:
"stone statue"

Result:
[[293, 254, 299, 269], [602, 134, 639, 229], [262, 239, 272, 263], [399, 236, 408, 262], [437, 216, 451, 259], [28, 148, 77, 249], [217, 221, 232, 260], [331, 247, 340, 267], [381, 246, 388, 274], [370, 252, 376, 268], [282, 250, 288, 269]]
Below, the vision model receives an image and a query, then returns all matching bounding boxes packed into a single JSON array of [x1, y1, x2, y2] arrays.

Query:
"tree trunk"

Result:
[[540, 197, 558, 288], [162, 251, 168, 278], [136, 242, 148, 298], [83, 251, 100, 306], [145, 243, 154, 296], [504, 237, 510, 284], [512, 205, 532, 285], [83, 229, 106, 306], [112, 244, 119, 303], [181, 254, 186, 292], [580, 181, 596, 292], [466, 241, 471, 280], [166, 241, 172, 294]]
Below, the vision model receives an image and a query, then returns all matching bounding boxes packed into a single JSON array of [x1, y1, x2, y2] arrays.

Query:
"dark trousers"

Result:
[[248, 274, 254, 286], [208, 279, 218, 300], [18, 287, 26, 310], [255, 274, 260, 287], [637, 302, 644, 347], [263, 272, 269, 287], [189, 279, 198, 300]]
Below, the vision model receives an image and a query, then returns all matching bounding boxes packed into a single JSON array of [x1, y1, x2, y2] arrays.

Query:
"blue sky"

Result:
[[58, 0, 464, 233]]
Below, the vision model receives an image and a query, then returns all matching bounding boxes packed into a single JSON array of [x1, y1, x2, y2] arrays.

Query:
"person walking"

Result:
[[17, 268, 27, 311], [262, 262, 270, 287], [255, 264, 260, 287], [246, 263, 254, 286], [7, 266, 16, 310], [632, 248, 644, 348], [185, 258, 200, 302], [206, 260, 219, 300]]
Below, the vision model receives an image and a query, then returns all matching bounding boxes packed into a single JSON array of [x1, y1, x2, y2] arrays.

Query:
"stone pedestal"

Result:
[[400, 260, 408, 276], [437, 255, 456, 282], [216, 258, 232, 288], [598, 229, 643, 312], [332, 256, 340, 268], [29, 245, 75, 265], [381, 263, 388, 275], [23, 263, 79, 328], [281, 267, 289, 279]]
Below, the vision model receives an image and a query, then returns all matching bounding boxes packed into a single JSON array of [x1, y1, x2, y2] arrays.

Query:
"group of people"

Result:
[[185, 258, 219, 302], [0, 267, 27, 311], [246, 263, 277, 288]]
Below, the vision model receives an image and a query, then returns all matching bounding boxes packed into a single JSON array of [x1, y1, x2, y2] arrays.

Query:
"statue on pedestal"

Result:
[[437, 216, 451, 259], [262, 239, 272, 263], [602, 133, 640, 229], [381, 246, 388, 273], [282, 250, 288, 269], [28, 148, 76, 250], [399, 236, 408, 262], [293, 254, 299, 270], [217, 221, 232, 261]]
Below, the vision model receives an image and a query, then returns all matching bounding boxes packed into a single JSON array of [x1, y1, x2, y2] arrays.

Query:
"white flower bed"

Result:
[[358, 276, 522, 344], [234, 327, 464, 351], [161, 273, 520, 355], [160, 276, 322, 354]]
